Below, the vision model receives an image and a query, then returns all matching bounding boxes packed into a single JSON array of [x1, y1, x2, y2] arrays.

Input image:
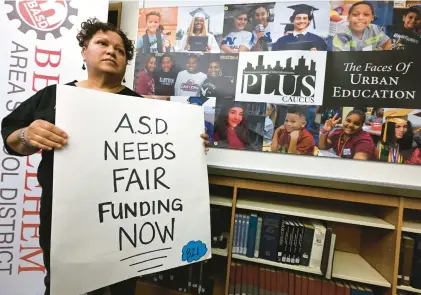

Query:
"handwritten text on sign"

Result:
[[51, 86, 211, 295]]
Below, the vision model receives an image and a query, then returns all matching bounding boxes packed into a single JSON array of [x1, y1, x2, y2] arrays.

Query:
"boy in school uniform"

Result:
[[271, 108, 315, 155]]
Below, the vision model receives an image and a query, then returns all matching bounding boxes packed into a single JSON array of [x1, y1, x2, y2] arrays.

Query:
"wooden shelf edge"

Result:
[[210, 195, 232, 207], [235, 178, 400, 207], [404, 198, 421, 210], [397, 285, 421, 293], [231, 254, 322, 275], [212, 248, 228, 257], [209, 175, 237, 187]]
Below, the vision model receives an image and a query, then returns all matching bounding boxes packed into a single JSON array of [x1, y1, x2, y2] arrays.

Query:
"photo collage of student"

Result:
[[132, 2, 421, 166]]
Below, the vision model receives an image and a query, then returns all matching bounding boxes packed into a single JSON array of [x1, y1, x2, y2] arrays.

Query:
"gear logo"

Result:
[[6, 0, 78, 40]]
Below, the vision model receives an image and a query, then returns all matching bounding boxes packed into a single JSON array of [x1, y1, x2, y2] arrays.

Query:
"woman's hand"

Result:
[[201, 133, 210, 153], [256, 31, 265, 39], [25, 119, 68, 151], [323, 114, 341, 132]]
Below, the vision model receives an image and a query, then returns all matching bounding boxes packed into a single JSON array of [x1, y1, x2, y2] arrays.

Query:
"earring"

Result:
[[123, 77, 126, 83], [82, 62, 86, 70], [219, 70, 222, 76]]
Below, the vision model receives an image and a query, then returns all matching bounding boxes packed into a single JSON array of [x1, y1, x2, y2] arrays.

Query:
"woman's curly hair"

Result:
[[76, 17, 135, 62]]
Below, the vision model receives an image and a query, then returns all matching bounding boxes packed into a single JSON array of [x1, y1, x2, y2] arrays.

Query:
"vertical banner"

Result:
[[51, 86, 211, 295], [0, 1, 108, 294]]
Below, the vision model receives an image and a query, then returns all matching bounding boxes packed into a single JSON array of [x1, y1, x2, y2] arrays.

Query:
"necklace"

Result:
[[337, 132, 351, 157]]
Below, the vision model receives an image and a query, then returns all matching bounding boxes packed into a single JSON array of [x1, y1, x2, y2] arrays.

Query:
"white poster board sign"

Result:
[[51, 85, 211, 295]]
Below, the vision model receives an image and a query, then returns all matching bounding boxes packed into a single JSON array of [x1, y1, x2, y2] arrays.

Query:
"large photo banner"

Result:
[[133, 0, 421, 166], [51, 86, 211, 295], [0, 1, 109, 294]]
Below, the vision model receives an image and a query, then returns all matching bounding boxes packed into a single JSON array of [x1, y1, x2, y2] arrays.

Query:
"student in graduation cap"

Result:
[[272, 4, 327, 51], [376, 109, 414, 164], [177, 12, 220, 53], [332, 1, 391, 51]]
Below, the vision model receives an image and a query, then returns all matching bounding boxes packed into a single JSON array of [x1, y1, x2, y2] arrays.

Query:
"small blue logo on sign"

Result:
[[181, 240, 207, 263]]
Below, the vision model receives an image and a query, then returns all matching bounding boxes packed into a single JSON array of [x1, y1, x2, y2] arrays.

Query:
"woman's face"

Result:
[[235, 14, 248, 31], [227, 107, 244, 129], [194, 17, 205, 31], [208, 62, 221, 77], [255, 7, 268, 25], [82, 30, 127, 77], [146, 57, 156, 72], [395, 121, 408, 139], [348, 4, 374, 32], [161, 57, 173, 72], [403, 12, 419, 29], [146, 15, 160, 33], [186, 57, 198, 73], [293, 14, 310, 32], [343, 113, 363, 135]]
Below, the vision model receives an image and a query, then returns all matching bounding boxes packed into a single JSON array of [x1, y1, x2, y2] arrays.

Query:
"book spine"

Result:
[[243, 215, 250, 255], [300, 224, 314, 266], [277, 218, 286, 262], [254, 217, 263, 258], [247, 214, 258, 258], [259, 213, 281, 261], [296, 222, 304, 265], [281, 221, 290, 263], [287, 222, 296, 264], [234, 214, 240, 254], [411, 235, 421, 289], [309, 221, 326, 269], [239, 215, 246, 255]]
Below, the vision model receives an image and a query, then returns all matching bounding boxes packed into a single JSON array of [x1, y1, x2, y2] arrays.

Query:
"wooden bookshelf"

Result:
[[137, 174, 421, 295], [397, 285, 421, 293], [332, 251, 391, 287], [231, 254, 323, 275], [236, 196, 395, 230]]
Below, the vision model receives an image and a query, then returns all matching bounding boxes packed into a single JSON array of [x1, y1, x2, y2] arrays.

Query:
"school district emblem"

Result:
[[5, 0, 78, 40]]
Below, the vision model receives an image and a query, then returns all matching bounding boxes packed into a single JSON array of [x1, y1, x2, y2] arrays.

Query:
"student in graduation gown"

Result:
[[376, 109, 415, 163], [272, 4, 327, 51]]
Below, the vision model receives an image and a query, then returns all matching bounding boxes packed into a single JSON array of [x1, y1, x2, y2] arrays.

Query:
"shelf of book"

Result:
[[402, 220, 421, 234], [236, 196, 395, 230], [397, 285, 421, 293], [212, 248, 228, 257], [332, 251, 391, 288], [210, 195, 232, 207], [231, 253, 323, 276]]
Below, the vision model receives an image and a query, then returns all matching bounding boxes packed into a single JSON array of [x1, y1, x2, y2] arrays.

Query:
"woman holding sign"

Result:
[[1, 18, 209, 295]]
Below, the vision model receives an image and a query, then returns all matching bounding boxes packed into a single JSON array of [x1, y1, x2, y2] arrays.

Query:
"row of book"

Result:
[[233, 212, 336, 276], [398, 234, 421, 289], [138, 260, 214, 295], [229, 261, 377, 295]]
